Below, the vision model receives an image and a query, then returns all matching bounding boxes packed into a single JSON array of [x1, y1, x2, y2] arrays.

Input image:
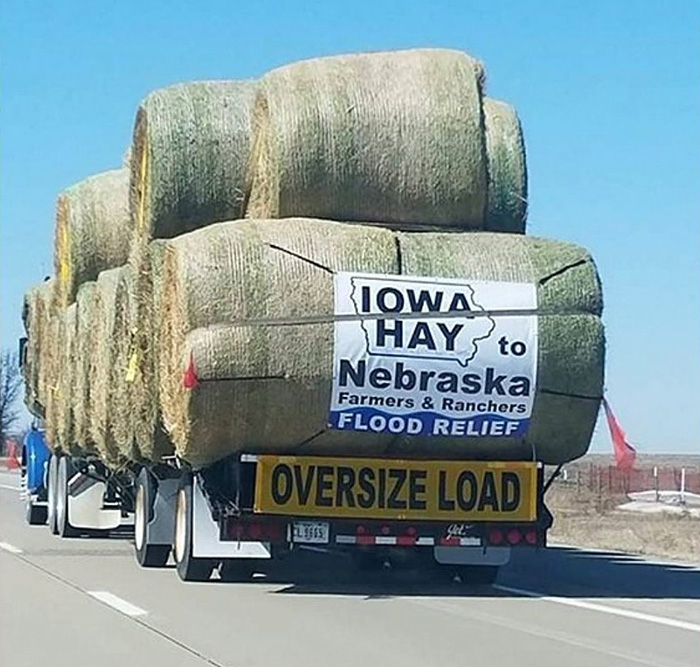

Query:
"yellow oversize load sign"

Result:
[[254, 456, 537, 522]]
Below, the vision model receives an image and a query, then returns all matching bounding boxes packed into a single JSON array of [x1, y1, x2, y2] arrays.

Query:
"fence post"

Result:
[[680, 468, 686, 505], [653, 466, 659, 502]]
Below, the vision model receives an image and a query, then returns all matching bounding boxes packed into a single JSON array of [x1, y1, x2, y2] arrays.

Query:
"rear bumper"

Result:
[[220, 515, 549, 549]]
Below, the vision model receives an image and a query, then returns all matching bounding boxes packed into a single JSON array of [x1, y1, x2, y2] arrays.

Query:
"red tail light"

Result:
[[525, 530, 537, 545], [507, 529, 522, 545], [489, 529, 503, 545]]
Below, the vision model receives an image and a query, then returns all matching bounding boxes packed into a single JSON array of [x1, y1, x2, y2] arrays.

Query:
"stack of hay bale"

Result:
[[24, 48, 604, 470]]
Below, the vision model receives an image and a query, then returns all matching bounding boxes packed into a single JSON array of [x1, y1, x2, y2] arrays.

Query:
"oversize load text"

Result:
[[254, 456, 537, 521]]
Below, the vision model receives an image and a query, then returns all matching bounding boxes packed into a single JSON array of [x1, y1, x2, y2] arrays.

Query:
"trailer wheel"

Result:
[[47, 454, 59, 535], [134, 469, 171, 568], [25, 494, 47, 525], [56, 457, 79, 538], [173, 474, 214, 582]]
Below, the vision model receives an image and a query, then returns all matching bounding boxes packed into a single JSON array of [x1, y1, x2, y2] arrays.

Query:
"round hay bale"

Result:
[[22, 280, 54, 415], [44, 304, 79, 454], [483, 98, 527, 232], [158, 219, 398, 466], [108, 267, 138, 461], [389, 231, 603, 464], [33, 279, 57, 413], [129, 80, 256, 245], [129, 240, 173, 462], [72, 281, 98, 453], [246, 49, 494, 230], [88, 267, 130, 466], [42, 309, 63, 451], [54, 169, 131, 307], [55, 304, 78, 453], [159, 218, 603, 468]]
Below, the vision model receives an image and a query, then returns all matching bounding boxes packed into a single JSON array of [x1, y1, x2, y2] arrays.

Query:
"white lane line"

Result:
[[87, 591, 148, 618], [495, 584, 700, 634], [0, 484, 21, 491], [0, 541, 23, 554]]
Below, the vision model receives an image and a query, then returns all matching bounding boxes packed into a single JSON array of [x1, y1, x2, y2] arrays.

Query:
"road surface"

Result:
[[1, 468, 698, 666]]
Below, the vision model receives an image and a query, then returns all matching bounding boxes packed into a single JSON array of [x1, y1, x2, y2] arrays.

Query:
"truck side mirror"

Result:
[[18, 337, 28, 370]]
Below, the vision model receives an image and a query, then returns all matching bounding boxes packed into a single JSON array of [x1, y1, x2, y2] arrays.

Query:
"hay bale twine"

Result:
[[483, 98, 527, 232], [159, 218, 603, 468], [129, 240, 173, 462], [88, 267, 130, 466], [246, 49, 496, 230], [129, 80, 256, 245], [54, 170, 131, 307], [22, 280, 54, 415], [72, 282, 98, 453]]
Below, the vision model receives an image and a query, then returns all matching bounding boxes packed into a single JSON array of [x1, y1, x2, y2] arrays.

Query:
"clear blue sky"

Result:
[[1, 1, 698, 453]]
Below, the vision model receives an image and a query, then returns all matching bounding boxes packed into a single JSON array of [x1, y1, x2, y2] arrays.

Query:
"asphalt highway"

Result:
[[1, 469, 698, 667]]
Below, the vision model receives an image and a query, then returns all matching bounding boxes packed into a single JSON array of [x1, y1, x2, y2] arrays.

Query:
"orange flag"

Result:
[[602, 398, 636, 472]]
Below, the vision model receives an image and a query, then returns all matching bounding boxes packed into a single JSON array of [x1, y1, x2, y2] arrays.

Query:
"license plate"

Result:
[[292, 521, 330, 544]]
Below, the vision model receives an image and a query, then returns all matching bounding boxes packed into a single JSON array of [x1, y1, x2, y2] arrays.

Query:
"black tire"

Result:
[[454, 565, 500, 586], [47, 454, 59, 535], [173, 474, 215, 582], [25, 496, 48, 525], [56, 456, 79, 538], [218, 560, 254, 583], [134, 469, 171, 568]]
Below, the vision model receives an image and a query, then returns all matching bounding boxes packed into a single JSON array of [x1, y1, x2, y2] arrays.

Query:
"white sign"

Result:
[[329, 273, 538, 438]]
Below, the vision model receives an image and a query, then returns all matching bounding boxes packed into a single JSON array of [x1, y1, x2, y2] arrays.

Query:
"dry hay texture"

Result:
[[129, 80, 256, 245], [483, 98, 527, 232], [22, 280, 54, 415], [159, 218, 604, 468], [127, 240, 173, 462], [88, 267, 132, 466], [247, 49, 525, 232], [53, 169, 131, 308], [44, 304, 80, 454], [72, 282, 98, 453]]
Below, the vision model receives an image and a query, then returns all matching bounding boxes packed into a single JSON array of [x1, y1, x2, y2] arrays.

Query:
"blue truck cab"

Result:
[[22, 425, 51, 525]]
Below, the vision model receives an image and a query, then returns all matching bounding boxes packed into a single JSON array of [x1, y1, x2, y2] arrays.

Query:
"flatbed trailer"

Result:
[[29, 450, 552, 584]]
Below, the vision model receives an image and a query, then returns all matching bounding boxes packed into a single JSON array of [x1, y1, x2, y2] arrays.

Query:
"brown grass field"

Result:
[[547, 454, 700, 563]]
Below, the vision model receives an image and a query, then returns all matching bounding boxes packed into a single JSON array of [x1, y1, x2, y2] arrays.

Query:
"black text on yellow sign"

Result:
[[254, 456, 537, 521]]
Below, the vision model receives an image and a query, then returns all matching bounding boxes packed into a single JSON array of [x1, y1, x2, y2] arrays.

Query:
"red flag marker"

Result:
[[602, 398, 636, 472], [183, 354, 199, 389]]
